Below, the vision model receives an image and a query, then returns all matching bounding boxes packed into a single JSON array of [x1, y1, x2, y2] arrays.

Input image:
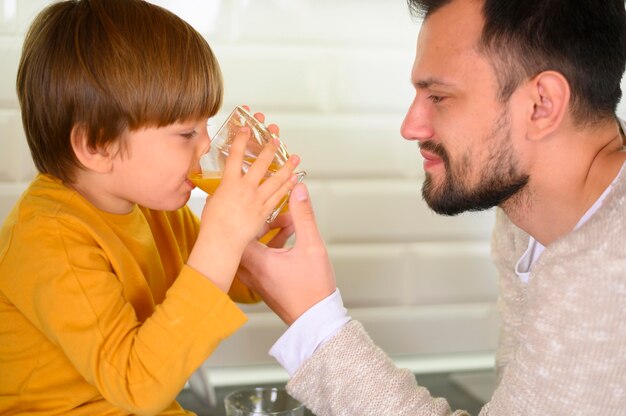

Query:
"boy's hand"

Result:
[[204, 126, 299, 244], [188, 119, 300, 292], [237, 184, 337, 325]]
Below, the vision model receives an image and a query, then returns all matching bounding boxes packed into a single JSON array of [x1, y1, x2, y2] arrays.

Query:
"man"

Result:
[[239, 0, 626, 414]]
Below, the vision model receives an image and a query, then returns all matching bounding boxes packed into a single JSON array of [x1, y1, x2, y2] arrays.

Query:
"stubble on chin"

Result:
[[421, 110, 529, 216]]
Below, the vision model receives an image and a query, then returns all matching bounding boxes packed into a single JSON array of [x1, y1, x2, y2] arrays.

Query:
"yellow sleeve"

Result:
[[1, 216, 246, 414]]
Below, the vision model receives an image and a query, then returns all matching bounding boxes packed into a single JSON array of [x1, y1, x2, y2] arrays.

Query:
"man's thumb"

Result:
[[289, 183, 320, 242]]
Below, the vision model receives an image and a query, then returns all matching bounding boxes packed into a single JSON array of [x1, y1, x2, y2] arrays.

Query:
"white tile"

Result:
[[0, 0, 18, 33], [329, 244, 412, 308], [212, 45, 331, 112], [18, 138, 36, 181], [354, 302, 500, 356], [323, 179, 496, 243], [202, 302, 499, 367], [328, 242, 498, 308], [202, 312, 285, 367], [0, 37, 20, 106], [147, 0, 237, 41], [0, 109, 36, 182], [0, 1, 53, 34], [407, 242, 498, 305], [0, 110, 23, 181], [212, 45, 417, 115], [15, 1, 53, 34], [331, 48, 416, 113], [255, 112, 420, 179], [234, 0, 419, 48]]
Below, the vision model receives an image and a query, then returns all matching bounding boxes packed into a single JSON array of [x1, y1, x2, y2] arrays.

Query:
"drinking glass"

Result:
[[189, 106, 306, 223], [224, 387, 304, 416]]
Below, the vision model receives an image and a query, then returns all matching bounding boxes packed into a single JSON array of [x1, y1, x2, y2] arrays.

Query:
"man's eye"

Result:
[[428, 95, 445, 104]]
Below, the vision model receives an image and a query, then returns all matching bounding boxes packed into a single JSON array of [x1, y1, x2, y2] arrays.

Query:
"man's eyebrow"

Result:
[[413, 78, 456, 89]]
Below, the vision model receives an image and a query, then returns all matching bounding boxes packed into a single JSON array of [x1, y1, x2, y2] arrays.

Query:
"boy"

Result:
[[0, 0, 299, 414]]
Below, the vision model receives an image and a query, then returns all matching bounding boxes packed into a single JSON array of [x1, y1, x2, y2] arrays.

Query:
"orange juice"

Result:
[[188, 172, 290, 244], [258, 227, 281, 244], [189, 172, 290, 211], [189, 172, 222, 195]]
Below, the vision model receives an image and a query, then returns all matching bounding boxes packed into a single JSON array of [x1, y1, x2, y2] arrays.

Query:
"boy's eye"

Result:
[[181, 130, 197, 139]]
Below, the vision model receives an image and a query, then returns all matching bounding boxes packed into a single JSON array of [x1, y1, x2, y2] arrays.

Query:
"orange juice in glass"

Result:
[[189, 172, 291, 243], [189, 106, 305, 236]]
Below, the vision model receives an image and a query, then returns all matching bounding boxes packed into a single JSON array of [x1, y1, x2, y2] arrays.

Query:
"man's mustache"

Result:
[[419, 140, 448, 162]]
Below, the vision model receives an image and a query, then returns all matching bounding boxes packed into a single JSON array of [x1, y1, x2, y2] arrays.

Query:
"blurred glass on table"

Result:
[[224, 387, 304, 416]]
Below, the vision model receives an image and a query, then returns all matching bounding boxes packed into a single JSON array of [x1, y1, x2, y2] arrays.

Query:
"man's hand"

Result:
[[237, 183, 337, 325]]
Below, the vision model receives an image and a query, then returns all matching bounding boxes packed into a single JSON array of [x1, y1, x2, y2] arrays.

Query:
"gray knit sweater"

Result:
[[286, 173, 626, 415]]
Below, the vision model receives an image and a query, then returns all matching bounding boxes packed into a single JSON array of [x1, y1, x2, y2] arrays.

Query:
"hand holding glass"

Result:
[[189, 106, 305, 223]]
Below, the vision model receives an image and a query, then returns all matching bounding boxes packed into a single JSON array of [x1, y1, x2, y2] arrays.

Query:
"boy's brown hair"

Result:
[[17, 0, 223, 183]]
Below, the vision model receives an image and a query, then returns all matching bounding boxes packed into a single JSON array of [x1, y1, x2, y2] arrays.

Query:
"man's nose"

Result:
[[400, 97, 434, 142]]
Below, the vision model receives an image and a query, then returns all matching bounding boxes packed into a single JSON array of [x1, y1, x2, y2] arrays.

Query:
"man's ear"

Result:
[[70, 125, 115, 174], [526, 70, 570, 141]]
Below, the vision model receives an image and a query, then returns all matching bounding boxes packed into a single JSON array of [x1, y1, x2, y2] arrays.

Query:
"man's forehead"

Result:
[[412, 0, 484, 80], [417, 0, 484, 51]]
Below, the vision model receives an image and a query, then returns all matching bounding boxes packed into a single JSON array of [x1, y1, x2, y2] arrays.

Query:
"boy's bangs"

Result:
[[128, 26, 224, 129]]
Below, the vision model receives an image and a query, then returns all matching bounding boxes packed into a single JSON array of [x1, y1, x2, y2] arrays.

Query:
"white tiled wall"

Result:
[[4, 0, 624, 379]]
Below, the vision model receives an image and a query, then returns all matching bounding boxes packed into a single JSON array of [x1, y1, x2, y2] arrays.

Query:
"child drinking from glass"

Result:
[[0, 0, 299, 414]]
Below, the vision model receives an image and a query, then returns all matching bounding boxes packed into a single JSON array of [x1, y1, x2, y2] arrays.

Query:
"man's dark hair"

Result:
[[408, 0, 626, 125]]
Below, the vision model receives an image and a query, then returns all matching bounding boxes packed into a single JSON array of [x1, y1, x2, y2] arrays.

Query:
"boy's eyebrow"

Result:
[[413, 77, 456, 89]]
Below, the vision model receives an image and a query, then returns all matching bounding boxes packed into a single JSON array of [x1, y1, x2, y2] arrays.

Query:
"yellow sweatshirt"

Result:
[[0, 174, 258, 415]]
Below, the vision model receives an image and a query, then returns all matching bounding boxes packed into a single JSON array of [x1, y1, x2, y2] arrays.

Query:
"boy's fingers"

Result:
[[245, 138, 282, 180], [223, 127, 250, 177], [260, 155, 301, 210], [253, 112, 265, 123], [267, 123, 280, 137]]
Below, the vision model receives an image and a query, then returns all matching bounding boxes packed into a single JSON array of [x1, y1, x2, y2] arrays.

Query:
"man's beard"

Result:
[[421, 110, 529, 216]]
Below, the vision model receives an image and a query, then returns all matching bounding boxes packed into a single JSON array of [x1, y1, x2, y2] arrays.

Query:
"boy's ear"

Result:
[[70, 124, 115, 174], [526, 70, 570, 141]]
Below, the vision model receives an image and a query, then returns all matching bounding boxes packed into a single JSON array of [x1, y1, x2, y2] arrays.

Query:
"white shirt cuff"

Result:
[[269, 289, 351, 376]]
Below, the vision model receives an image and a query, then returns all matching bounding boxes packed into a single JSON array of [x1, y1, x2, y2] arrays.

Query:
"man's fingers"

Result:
[[288, 183, 322, 246]]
